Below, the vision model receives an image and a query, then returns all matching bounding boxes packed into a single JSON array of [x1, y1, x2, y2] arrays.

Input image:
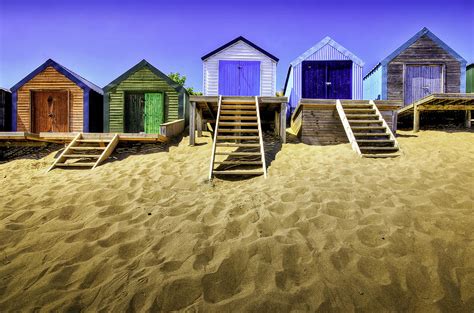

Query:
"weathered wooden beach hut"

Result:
[[10, 59, 103, 133], [103, 60, 188, 136], [363, 27, 467, 105], [0, 88, 12, 131], [284, 36, 364, 111], [201, 36, 278, 96], [467, 63, 474, 93]]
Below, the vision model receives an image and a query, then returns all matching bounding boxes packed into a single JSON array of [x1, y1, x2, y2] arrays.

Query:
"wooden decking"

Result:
[[189, 96, 288, 146], [0, 132, 169, 143], [397, 93, 474, 131]]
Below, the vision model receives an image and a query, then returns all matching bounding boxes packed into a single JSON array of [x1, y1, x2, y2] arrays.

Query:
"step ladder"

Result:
[[209, 96, 267, 180], [47, 133, 119, 172], [336, 100, 400, 158]]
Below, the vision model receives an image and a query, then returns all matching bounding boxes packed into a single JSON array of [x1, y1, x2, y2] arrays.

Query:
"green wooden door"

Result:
[[144, 93, 164, 133]]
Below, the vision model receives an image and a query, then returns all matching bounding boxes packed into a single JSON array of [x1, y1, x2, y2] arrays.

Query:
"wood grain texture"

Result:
[[16, 66, 84, 132], [107, 67, 179, 133]]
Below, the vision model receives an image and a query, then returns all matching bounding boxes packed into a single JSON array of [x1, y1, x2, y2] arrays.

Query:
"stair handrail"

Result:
[[335, 100, 362, 156], [370, 100, 399, 149], [209, 95, 222, 180], [255, 96, 267, 178], [93, 133, 119, 169]]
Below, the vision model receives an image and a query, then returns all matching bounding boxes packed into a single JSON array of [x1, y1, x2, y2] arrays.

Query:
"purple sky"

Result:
[[1, 0, 473, 92]]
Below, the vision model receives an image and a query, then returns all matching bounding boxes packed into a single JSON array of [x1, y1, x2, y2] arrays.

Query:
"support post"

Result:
[[274, 110, 280, 137], [197, 107, 203, 137], [466, 110, 472, 128], [413, 105, 420, 133], [280, 102, 287, 143], [189, 101, 196, 145]]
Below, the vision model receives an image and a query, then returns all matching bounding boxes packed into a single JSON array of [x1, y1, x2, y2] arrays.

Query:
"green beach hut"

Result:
[[467, 63, 474, 93], [103, 60, 188, 133]]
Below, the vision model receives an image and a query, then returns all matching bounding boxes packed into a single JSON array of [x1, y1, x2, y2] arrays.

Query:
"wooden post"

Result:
[[189, 101, 196, 145], [274, 110, 280, 137], [197, 107, 203, 137], [413, 105, 420, 133], [280, 102, 287, 143], [466, 110, 472, 128]]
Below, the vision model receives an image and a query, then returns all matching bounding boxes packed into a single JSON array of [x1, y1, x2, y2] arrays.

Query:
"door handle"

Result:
[[325, 82, 332, 85]]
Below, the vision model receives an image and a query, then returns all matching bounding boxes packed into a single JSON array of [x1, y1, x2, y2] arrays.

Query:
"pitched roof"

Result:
[[467, 63, 474, 70], [201, 36, 279, 62], [290, 36, 364, 67], [103, 59, 187, 94], [10, 59, 103, 94], [381, 27, 467, 66], [0, 87, 10, 93]]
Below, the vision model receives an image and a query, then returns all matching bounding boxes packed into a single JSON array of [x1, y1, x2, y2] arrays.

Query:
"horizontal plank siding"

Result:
[[16, 66, 84, 132], [203, 41, 277, 96], [107, 67, 179, 133]]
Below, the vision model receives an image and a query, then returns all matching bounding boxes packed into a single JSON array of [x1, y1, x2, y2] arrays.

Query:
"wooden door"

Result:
[[218, 60, 261, 96], [144, 93, 164, 134], [302, 61, 352, 99], [32, 91, 69, 133], [405, 65, 443, 105], [125, 93, 145, 133]]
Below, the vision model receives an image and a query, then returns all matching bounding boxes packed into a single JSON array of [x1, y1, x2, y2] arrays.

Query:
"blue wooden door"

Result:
[[219, 60, 260, 96], [302, 61, 352, 99], [404, 65, 442, 105]]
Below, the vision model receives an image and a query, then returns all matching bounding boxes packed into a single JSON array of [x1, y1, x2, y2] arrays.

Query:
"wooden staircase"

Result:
[[336, 100, 400, 158], [209, 96, 267, 179], [47, 133, 119, 172]]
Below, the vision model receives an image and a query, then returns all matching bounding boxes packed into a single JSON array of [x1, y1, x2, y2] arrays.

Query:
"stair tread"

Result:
[[215, 152, 261, 156], [55, 162, 96, 167], [76, 139, 111, 143], [216, 135, 260, 140], [213, 170, 264, 175], [348, 120, 382, 123], [356, 139, 394, 143], [220, 110, 256, 115], [219, 116, 257, 120], [219, 122, 258, 126], [69, 146, 107, 150], [216, 143, 260, 147], [362, 153, 401, 158], [63, 154, 101, 158], [218, 129, 258, 133], [214, 161, 262, 165], [221, 105, 255, 110], [351, 126, 386, 130], [353, 133, 390, 136], [359, 146, 399, 150]]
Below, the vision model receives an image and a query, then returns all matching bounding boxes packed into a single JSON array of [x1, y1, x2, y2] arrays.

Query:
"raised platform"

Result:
[[397, 93, 474, 131], [0, 132, 168, 144], [189, 96, 288, 145]]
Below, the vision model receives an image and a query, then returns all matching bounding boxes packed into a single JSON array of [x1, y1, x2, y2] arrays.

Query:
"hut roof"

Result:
[[201, 36, 279, 62], [103, 59, 187, 95], [289, 36, 364, 67], [380, 27, 467, 66], [10, 59, 103, 94]]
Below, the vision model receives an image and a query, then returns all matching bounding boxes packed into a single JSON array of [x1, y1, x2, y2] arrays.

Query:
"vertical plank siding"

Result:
[[203, 41, 277, 96], [16, 66, 84, 132], [467, 65, 474, 93], [363, 65, 382, 100], [0, 90, 12, 131]]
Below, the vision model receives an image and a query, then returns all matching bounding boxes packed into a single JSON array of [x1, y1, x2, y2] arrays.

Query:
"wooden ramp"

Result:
[[209, 96, 267, 179], [47, 133, 119, 172], [336, 100, 400, 158]]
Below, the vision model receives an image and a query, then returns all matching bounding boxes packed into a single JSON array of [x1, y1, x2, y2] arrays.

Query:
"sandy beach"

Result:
[[0, 129, 473, 312]]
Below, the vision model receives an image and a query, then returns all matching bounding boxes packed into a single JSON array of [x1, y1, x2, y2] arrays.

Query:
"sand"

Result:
[[0, 130, 473, 312]]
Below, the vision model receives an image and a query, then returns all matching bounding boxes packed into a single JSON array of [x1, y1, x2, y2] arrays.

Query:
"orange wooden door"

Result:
[[32, 91, 69, 132]]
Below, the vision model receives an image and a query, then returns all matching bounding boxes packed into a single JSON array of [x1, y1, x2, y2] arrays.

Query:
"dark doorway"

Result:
[[302, 60, 352, 99]]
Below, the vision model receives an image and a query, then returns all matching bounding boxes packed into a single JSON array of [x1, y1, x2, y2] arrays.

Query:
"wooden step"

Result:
[[219, 116, 257, 121], [216, 135, 259, 140], [342, 104, 373, 109], [348, 120, 382, 124], [344, 109, 376, 113], [218, 129, 258, 133], [221, 105, 256, 110], [76, 139, 112, 143], [55, 162, 96, 167], [353, 133, 390, 137], [345, 114, 379, 119], [362, 153, 401, 158], [212, 170, 264, 175], [63, 154, 101, 158], [214, 161, 262, 165], [351, 126, 386, 130], [356, 139, 395, 144], [215, 152, 261, 156], [69, 146, 107, 150], [221, 99, 256, 105], [219, 122, 258, 127], [216, 143, 260, 147], [359, 146, 399, 151], [220, 110, 257, 115]]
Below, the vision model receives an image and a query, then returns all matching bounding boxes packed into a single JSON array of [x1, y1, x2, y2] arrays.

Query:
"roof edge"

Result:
[[201, 36, 279, 62]]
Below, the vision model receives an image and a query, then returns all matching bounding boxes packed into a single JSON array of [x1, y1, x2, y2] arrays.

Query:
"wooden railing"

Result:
[[160, 119, 185, 138]]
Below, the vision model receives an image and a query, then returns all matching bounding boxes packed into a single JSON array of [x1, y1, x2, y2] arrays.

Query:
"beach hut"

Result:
[[363, 27, 467, 106], [201, 36, 278, 96], [467, 63, 474, 93], [103, 60, 188, 135], [10, 59, 103, 133], [0, 88, 12, 131], [284, 36, 364, 112]]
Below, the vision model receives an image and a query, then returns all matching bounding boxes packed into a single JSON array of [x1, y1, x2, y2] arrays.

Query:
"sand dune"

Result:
[[0, 130, 473, 312]]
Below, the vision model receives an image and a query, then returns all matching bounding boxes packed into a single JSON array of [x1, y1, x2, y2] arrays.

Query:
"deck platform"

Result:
[[189, 96, 288, 145], [0, 132, 168, 144], [397, 93, 474, 131]]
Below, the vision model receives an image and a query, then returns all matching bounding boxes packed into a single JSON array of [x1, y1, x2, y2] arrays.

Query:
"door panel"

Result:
[[302, 61, 326, 98], [405, 65, 443, 105], [125, 93, 145, 133], [327, 61, 352, 99], [218, 60, 261, 96], [144, 93, 164, 134], [32, 91, 68, 133]]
